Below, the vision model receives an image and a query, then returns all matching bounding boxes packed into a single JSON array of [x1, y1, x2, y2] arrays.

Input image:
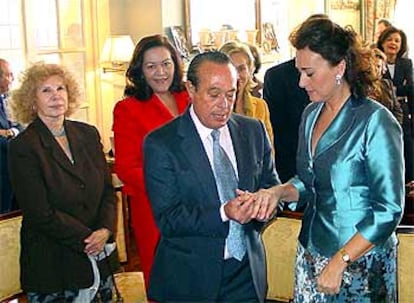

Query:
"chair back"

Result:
[[0, 212, 22, 301]]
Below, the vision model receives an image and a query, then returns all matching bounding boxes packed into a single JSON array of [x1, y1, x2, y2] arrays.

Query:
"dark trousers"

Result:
[[217, 255, 258, 303]]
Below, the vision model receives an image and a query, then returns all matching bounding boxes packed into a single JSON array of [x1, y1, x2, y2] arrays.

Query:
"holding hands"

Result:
[[224, 185, 291, 224]]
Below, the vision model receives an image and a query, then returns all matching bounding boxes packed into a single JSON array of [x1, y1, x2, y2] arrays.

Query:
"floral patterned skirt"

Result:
[[293, 242, 397, 303], [27, 275, 114, 303]]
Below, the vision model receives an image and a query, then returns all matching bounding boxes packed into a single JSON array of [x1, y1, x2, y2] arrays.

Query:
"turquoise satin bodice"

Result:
[[290, 96, 405, 257]]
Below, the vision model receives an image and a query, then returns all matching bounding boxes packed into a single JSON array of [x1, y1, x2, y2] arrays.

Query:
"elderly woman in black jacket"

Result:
[[8, 62, 119, 303]]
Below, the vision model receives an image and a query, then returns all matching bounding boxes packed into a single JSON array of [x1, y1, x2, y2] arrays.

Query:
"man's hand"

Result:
[[223, 190, 256, 224]]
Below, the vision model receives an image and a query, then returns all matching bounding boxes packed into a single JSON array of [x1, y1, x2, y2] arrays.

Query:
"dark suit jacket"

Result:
[[263, 58, 310, 183], [0, 96, 22, 213], [8, 118, 117, 293], [383, 57, 414, 181], [144, 110, 279, 302], [0, 103, 11, 213], [383, 57, 414, 124]]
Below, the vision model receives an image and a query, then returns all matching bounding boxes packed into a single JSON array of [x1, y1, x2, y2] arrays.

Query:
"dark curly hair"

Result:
[[289, 18, 376, 99], [124, 34, 185, 100]]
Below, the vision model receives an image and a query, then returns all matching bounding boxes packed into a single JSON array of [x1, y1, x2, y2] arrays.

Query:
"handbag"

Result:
[[75, 243, 123, 303]]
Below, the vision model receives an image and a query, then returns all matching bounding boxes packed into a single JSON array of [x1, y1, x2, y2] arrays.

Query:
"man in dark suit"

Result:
[[263, 58, 310, 184], [0, 58, 21, 213], [144, 51, 280, 302]]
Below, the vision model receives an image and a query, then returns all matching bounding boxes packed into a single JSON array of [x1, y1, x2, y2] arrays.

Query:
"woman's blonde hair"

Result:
[[10, 62, 81, 124], [219, 40, 256, 108]]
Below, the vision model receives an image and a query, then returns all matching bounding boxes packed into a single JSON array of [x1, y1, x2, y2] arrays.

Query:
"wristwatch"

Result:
[[339, 247, 351, 264]]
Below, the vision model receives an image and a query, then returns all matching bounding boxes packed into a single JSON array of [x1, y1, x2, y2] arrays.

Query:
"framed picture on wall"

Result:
[[167, 26, 191, 59], [325, 0, 365, 39], [262, 22, 279, 53]]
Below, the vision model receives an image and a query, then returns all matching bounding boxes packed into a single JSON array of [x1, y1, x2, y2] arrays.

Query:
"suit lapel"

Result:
[[309, 97, 356, 159], [178, 111, 220, 205], [228, 116, 250, 191], [0, 96, 10, 128], [35, 118, 85, 183]]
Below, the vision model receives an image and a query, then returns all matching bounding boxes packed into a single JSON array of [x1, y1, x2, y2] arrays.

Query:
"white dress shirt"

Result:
[[189, 105, 239, 259]]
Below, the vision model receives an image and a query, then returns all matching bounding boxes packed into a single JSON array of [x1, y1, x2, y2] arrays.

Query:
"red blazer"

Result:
[[112, 91, 190, 198]]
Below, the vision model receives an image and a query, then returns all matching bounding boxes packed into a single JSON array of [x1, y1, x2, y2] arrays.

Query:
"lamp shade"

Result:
[[100, 35, 135, 64]]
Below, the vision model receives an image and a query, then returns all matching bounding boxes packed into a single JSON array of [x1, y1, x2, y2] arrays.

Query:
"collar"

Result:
[[189, 104, 230, 142]]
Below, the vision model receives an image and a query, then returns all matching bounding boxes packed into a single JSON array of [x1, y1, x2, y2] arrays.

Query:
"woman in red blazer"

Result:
[[112, 35, 189, 286]]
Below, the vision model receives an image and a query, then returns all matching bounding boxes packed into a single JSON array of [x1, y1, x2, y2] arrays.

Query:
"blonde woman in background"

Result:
[[219, 41, 274, 151]]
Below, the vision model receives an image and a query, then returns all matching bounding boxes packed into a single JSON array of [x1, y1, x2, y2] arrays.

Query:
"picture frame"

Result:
[[325, 0, 365, 39], [167, 26, 191, 59], [262, 22, 279, 53]]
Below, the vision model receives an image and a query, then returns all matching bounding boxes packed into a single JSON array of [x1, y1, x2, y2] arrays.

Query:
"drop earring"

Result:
[[335, 74, 342, 85]]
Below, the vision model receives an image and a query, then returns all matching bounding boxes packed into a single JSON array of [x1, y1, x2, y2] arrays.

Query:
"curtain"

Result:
[[364, 0, 397, 43]]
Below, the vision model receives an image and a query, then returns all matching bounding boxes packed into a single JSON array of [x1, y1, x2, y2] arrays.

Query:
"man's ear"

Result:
[[185, 80, 195, 95]]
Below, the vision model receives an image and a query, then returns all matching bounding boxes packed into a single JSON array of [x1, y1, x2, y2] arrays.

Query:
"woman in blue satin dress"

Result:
[[266, 17, 404, 302]]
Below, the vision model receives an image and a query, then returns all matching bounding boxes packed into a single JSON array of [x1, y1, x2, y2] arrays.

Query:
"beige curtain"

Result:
[[364, 0, 396, 43]]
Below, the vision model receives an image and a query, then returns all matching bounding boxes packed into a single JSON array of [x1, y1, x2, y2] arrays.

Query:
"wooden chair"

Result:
[[397, 227, 414, 303], [262, 213, 302, 302], [0, 212, 22, 302], [114, 271, 147, 303]]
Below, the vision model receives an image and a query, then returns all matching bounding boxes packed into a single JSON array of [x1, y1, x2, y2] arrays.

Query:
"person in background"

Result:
[[263, 14, 328, 185], [263, 58, 309, 185], [377, 26, 414, 183], [8, 62, 120, 302], [369, 47, 403, 124], [266, 18, 404, 302], [374, 18, 392, 43], [219, 41, 274, 152], [112, 34, 190, 287], [0, 58, 21, 214], [144, 51, 280, 303], [245, 43, 264, 98]]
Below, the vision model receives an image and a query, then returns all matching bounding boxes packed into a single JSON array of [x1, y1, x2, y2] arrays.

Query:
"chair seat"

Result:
[[113, 271, 147, 303]]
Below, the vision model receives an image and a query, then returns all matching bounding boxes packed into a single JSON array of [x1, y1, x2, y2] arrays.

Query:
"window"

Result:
[[0, 0, 94, 122]]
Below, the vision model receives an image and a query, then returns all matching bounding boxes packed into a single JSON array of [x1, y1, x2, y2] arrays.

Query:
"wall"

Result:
[[98, 0, 362, 149], [97, 0, 184, 150]]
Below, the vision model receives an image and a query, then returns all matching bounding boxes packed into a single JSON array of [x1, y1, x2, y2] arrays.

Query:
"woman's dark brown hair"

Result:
[[377, 26, 408, 59], [124, 34, 185, 100], [289, 18, 376, 99]]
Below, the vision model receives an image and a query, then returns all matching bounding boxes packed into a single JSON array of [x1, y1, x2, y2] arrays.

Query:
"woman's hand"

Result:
[[84, 228, 111, 256], [317, 254, 347, 295], [249, 188, 280, 221]]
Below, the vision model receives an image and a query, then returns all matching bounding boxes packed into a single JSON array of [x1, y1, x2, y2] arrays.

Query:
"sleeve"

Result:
[[259, 98, 275, 154], [143, 133, 228, 238], [112, 101, 145, 196], [356, 108, 405, 245], [8, 138, 92, 253], [396, 59, 414, 116], [92, 127, 117, 235]]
